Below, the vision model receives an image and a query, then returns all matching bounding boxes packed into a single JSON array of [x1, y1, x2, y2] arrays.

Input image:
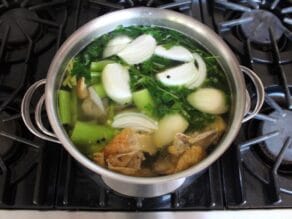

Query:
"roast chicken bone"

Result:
[[154, 116, 226, 175]]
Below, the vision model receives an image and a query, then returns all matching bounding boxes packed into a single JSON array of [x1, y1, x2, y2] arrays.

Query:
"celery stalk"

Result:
[[92, 84, 106, 98], [71, 121, 115, 145], [70, 89, 78, 126], [90, 60, 114, 72], [58, 90, 71, 124]]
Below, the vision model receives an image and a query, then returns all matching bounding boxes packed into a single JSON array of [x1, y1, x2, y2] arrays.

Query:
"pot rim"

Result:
[[45, 7, 246, 184]]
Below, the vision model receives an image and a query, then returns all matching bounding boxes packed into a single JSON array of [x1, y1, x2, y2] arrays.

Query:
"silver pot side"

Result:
[[41, 8, 247, 195], [102, 176, 186, 197]]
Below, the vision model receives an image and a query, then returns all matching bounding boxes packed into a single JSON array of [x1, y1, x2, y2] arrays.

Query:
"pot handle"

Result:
[[21, 79, 60, 143], [240, 66, 265, 123]]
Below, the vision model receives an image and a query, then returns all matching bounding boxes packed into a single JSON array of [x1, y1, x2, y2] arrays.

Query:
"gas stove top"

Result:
[[0, 0, 292, 211]]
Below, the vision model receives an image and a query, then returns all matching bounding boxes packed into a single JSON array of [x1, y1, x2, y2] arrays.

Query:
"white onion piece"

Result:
[[112, 112, 158, 133], [156, 62, 199, 86], [117, 34, 156, 65], [154, 45, 194, 62], [187, 88, 228, 114], [102, 63, 132, 104], [88, 87, 105, 114], [186, 53, 207, 89], [103, 35, 132, 58], [154, 113, 189, 148]]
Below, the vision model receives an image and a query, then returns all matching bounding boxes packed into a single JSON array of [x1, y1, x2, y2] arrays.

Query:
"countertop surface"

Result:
[[0, 210, 292, 219]]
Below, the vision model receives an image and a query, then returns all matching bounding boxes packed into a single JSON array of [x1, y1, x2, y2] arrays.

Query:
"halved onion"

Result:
[[154, 45, 194, 62], [117, 34, 156, 65], [187, 88, 228, 114], [112, 112, 158, 133], [103, 35, 132, 58], [154, 113, 189, 148], [88, 86, 105, 114], [186, 53, 207, 89], [156, 62, 199, 86], [102, 63, 132, 104]]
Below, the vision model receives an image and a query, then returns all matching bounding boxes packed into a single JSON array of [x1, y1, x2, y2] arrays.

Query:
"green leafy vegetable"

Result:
[[71, 60, 91, 80], [63, 25, 230, 131]]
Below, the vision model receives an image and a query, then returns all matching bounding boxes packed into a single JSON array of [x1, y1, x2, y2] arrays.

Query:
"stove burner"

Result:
[[261, 110, 292, 164], [213, 0, 292, 63], [240, 10, 283, 44], [0, 1, 67, 63], [0, 111, 17, 157], [0, 8, 40, 45], [238, 87, 292, 202]]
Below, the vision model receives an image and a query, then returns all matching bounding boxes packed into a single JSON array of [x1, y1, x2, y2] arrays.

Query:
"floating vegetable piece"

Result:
[[187, 88, 228, 114], [76, 77, 89, 99], [156, 62, 199, 86], [70, 89, 78, 126], [103, 35, 132, 58], [58, 90, 71, 125], [132, 89, 154, 116], [112, 112, 158, 133], [154, 45, 194, 62], [186, 53, 207, 89], [92, 83, 106, 98], [90, 72, 101, 84], [154, 113, 189, 148], [102, 63, 132, 104], [71, 121, 115, 145], [88, 86, 105, 114], [117, 34, 156, 65], [90, 60, 115, 72]]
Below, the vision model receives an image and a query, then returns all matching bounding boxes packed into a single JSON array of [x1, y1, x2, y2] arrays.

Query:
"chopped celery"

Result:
[[106, 104, 115, 125], [90, 60, 114, 72], [90, 71, 101, 83], [92, 84, 106, 98], [58, 90, 71, 124], [70, 89, 78, 126], [132, 89, 154, 116], [71, 121, 116, 145]]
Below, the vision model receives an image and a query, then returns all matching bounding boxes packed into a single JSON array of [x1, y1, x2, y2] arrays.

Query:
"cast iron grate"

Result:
[[0, 0, 68, 62], [0, 0, 67, 209], [212, 0, 292, 63], [0, 0, 68, 114], [222, 87, 292, 208], [0, 87, 59, 208]]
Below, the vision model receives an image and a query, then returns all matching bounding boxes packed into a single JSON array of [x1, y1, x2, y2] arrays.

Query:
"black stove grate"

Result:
[[0, 0, 292, 211], [0, 0, 67, 209], [221, 86, 292, 208]]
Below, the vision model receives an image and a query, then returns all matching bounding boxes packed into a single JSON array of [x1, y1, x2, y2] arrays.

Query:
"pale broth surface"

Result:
[[58, 26, 230, 176]]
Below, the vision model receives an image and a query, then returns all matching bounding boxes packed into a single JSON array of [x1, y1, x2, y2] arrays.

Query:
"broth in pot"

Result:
[[57, 26, 231, 177]]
